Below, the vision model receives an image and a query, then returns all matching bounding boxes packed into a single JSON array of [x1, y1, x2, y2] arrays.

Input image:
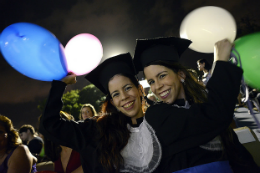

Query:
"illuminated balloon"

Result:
[[65, 33, 103, 75], [233, 32, 260, 89], [0, 22, 68, 81], [180, 6, 236, 53]]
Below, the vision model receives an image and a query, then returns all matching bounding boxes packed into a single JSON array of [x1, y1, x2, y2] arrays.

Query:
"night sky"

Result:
[[1, 0, 260, 129]]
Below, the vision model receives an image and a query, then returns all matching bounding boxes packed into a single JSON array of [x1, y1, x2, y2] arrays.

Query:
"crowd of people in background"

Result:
[[0, 103, 97, 173], [197, 58, 260, 113], [0, 115, 37, 173]]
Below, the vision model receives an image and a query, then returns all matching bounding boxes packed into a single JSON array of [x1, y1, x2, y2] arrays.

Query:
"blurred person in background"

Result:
[[19, 124, 43, 156], [78, 104, 97, 121], [197, 58, 212, 86]]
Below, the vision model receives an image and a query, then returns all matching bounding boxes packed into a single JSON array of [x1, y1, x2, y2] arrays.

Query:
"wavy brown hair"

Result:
[[0, 115, 22, 152], [96, 74, 144, 173]]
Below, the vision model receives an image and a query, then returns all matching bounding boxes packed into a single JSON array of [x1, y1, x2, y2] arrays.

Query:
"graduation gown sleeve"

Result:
[[39, 80, 96, 152], [145, 61, 243, 156]]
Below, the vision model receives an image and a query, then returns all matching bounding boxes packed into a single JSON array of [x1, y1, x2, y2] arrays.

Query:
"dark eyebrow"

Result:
[[110, 84, 132, 96], [147, 71, 167, 81]]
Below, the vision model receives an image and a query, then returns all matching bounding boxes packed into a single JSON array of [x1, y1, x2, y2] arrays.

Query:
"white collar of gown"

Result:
[[120, 117, 162, 173]]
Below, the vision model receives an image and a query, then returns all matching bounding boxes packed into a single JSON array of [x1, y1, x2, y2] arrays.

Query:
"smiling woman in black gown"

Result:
[[133, 37, 259, 173]]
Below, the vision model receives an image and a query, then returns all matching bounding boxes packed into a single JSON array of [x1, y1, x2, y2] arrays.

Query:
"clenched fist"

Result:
[[214, 39, 233, 62], [61, 72, 77, 85]]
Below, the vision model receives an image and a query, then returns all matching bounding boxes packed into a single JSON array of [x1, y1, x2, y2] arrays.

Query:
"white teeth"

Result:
[[160, 90, 169, 97], [123, 102, 134, 108]]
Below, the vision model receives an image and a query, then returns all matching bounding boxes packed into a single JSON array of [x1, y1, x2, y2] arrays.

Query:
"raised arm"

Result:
[[39, 74, 96, 152]]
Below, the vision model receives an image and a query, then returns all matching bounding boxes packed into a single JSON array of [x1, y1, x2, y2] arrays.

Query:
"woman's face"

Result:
[[81, 107, 93, 120], [0, 125, 8, 150], [144, 65, 185, 104], [197, 62, 205, 71], [108, 75, 143, 119]]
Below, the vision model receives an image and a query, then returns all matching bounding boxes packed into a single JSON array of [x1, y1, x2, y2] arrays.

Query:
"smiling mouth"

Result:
[[159, 89, 170, 99], [122, 101, 134, 110]]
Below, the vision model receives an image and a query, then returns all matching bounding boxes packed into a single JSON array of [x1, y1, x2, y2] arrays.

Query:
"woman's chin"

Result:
[[164, 97, 175, 104]]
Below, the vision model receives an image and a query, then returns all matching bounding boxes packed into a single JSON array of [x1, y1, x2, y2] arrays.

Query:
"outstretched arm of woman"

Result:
[[40, 73, 96, 152]]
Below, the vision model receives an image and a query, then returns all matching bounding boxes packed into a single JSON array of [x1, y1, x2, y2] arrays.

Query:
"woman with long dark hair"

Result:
[[40, 53, 161, 173], [133, 37, 259, 173], [197, 58, 212, 86]]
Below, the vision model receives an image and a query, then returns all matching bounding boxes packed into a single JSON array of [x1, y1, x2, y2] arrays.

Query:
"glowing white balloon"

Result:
[[180, 6, 236, 53], [65, 33, 103, 75]]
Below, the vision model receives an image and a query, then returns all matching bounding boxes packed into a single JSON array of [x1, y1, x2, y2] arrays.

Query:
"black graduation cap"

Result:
[[133, 37, 192, 73], [85, 53, 136, 95]]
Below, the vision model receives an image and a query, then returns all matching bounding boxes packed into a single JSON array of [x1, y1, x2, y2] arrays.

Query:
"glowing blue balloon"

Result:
[[0, 22, 68, 81]]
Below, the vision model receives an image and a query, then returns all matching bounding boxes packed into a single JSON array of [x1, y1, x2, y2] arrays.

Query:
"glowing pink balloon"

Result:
[[65, 33, 103, 75]]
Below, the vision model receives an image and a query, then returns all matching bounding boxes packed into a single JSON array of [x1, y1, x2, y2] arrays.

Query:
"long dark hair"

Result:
[[96, 74, 143, 173], [197, 59, 212, 71], [146, 60, 246, 166]]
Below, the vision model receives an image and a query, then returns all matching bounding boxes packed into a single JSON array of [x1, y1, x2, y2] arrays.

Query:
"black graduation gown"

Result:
[[39, 81, 106, 173], [40, 61, 258, 173], [158, 99, 259, 173], [144, 61, 256, 172]]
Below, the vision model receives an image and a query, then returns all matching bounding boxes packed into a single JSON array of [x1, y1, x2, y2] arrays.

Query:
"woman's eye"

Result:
[[125, 86, 132, 91], [148, 80, 154, 85], [159, 74, 166, 79], [112, 93, 119, 98]]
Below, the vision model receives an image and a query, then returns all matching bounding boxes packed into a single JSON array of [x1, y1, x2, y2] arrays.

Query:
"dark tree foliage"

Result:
[[78, 84, 106, 113], [37, 84, 105, 120]]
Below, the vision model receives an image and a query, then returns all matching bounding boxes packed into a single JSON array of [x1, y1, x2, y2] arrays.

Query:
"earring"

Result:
[[181, 78, 185, 83]]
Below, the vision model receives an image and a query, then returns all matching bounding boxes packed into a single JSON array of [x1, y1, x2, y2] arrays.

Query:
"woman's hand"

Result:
[[214, 39, 233, 62], [61, 72, 77, 85]]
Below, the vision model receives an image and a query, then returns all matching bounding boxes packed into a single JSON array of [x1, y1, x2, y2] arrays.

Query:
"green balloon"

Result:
[[233, 32, 260, 89]]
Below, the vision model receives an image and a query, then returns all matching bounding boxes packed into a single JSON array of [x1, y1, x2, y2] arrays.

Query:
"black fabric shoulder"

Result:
[[28, 137, 43, 154]]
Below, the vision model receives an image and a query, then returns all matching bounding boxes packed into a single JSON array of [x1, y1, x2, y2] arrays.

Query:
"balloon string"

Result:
[[231, 47, 260, 130]]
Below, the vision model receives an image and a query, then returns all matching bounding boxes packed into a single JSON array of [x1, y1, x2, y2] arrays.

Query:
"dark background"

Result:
[[1, 0, 260, 129]]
